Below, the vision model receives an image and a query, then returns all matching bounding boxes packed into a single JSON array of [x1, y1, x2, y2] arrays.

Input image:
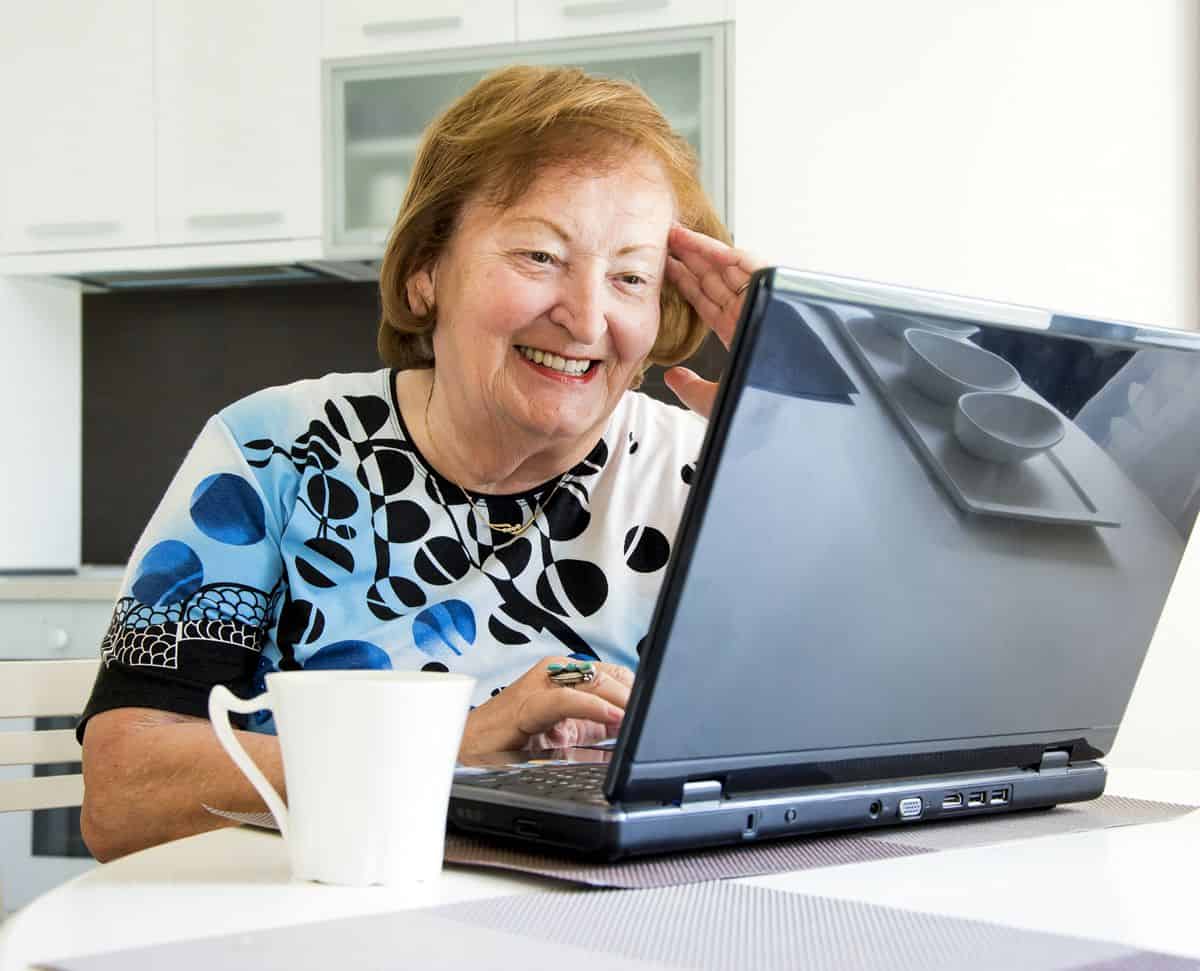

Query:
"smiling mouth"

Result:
[[515, 345, 598, 376]]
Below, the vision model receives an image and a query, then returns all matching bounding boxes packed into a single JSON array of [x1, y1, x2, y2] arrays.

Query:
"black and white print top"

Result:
[[80, 368, 705, 735]]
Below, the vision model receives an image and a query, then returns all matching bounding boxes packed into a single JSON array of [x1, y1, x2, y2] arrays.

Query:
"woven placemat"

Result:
[[430, 883, 1200, 971], [39, 883, 1200, 971], [442, 828, 929, 887], [205, 793, 1196, 889]]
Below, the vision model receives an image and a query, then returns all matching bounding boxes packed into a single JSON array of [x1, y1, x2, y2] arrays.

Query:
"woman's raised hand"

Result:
[[458, 656, 633, 757], [664, 224, 765, 419]]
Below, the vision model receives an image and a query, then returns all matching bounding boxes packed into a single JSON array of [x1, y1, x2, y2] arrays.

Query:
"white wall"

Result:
[[0, 277, 81, 570], [734, 0, 1199, 331], [734, 0, 1200, 767]]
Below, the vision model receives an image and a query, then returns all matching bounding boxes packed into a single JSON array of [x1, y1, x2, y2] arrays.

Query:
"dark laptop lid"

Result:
[[608, 268, 1200, 804]]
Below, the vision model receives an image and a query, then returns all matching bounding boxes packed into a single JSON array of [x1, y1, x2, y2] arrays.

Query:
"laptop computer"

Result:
[[449, 266, 1200, 859]]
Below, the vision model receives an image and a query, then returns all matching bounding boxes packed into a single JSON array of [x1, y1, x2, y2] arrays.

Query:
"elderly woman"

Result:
[[78, 65, 760, 861]]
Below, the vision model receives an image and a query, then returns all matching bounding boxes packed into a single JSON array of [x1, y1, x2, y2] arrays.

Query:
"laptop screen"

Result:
[[619, 269, 1199, 795]]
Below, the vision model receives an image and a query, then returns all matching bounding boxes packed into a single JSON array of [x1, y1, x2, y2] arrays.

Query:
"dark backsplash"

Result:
[[82, 281, 726, 564]]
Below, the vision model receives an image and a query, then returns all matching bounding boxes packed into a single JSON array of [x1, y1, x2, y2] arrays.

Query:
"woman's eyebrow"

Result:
[[504, 216, 664, 257], [505, 215, 572, 241]]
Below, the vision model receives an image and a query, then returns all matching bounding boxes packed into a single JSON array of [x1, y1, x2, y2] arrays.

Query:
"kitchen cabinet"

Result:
[[516, 0, 734, 42], [325, 24, 730, 254], [321, 0, 517, 59], [0, 599, 114, 663], [155, 0, 322, 245], [0, 1, 156, 255], [0, 1, 734, 275], [0, 278, 81, 572]]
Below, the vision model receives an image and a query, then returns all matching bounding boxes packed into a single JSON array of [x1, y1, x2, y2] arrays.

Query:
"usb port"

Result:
[[989, 788, 1010, 806], [967, 791, 986, 808], [942, 793, 964, 810]]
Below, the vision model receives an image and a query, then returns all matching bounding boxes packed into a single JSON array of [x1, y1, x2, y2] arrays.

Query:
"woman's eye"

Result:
[[526, 250, 555, 265], [619, 274, 647, 287]]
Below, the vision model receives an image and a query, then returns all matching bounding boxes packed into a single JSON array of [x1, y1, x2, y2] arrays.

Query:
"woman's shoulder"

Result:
[[218, 369, 395, 442]]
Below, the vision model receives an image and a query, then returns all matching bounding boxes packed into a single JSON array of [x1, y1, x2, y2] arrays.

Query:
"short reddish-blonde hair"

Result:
[[377, 65, 729, 380]]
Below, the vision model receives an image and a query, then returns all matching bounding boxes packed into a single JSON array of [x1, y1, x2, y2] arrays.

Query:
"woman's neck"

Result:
[[395, 369, 602, 495]]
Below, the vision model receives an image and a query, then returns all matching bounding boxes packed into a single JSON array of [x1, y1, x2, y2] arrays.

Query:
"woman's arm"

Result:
[[80, 655, 630, 861], [80, 707, 285, 862]]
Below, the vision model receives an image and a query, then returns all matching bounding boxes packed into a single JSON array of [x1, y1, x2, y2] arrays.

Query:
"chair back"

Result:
[[0, 659, 100, 813]]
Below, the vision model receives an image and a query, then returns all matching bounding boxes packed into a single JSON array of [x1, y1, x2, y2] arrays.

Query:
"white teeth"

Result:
[[518, 346, 592, 375]]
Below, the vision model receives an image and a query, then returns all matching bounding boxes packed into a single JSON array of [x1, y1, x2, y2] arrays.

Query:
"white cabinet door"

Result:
[[154, 0, 322, 245], [322, 0, 516, 58], [516, 0, 732, 42], [0, 1, 155, 255], [0, 279, 80, 571]]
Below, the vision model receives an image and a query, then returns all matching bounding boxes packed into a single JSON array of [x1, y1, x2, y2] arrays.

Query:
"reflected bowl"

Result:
[[953, 391, 1066, 464], [874, 311, 979, 342], [902, 329, 1020, 404]]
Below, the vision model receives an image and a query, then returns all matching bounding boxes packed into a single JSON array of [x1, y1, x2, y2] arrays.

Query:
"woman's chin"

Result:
[[508, 366, 620, 441]]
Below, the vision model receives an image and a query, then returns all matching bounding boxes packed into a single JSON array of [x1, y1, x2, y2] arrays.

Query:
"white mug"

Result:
[[209, 670, 475, 887]]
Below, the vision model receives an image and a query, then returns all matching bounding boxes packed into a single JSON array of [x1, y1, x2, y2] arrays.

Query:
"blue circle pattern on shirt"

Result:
[[131, 540, 204, 606], [189, 473, 267, 546], [305, 640, 393, 670], [413, 600, 476, 657]]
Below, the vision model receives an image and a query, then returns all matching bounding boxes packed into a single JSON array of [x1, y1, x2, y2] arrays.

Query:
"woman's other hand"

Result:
[[458, 657, 633, 757], [665, 225, 765, 419]]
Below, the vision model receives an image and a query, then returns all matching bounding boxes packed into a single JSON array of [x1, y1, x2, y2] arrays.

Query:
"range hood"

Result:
[[70, 259, 382, 292]]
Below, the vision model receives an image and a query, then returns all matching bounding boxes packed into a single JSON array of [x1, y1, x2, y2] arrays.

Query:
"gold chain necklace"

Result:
[[423, 383, 566, 540]]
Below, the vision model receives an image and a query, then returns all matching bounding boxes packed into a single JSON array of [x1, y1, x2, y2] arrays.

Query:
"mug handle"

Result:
[[208, 685, 289, 840]]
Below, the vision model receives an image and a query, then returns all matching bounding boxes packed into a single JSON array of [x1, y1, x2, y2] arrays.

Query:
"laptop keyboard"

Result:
[[465, 764, 611, 805]]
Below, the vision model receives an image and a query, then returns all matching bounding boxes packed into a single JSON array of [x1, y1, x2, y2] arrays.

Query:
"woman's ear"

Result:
[[405, 266, 436, 316]]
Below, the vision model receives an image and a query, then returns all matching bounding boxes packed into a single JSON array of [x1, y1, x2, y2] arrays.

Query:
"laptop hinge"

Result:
[[1038, 749, 1071, 775], [680, 780, 723, 806]]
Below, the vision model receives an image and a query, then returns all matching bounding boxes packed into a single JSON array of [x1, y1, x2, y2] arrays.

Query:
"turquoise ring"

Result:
[[547, 661, 596, 687]]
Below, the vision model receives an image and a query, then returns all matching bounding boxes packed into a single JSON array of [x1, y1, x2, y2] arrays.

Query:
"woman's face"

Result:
[[411, 155, 675, 452]]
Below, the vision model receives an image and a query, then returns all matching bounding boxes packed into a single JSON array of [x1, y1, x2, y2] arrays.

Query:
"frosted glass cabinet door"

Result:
[[154, 0, 322, 245], [0, 1, 156, 255], [321, 0, 517, 58], [326, 26, 727, 254]]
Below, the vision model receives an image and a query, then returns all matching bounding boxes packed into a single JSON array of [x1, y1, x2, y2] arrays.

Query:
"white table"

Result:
[[2, 767, 1198, 970]]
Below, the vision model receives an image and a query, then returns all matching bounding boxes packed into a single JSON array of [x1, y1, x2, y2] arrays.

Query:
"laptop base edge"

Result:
[[448, 761, 1107, 861]]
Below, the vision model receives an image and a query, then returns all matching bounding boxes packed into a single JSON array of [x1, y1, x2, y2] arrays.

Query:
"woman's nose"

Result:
[[550, 272, 607, 345]]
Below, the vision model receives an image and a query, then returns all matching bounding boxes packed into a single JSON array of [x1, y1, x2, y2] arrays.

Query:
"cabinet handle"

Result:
[[186, 211, 285, 230], [562, 0, 670, 16], [361, 16, 464, 36], [25, 220, 121, 238]]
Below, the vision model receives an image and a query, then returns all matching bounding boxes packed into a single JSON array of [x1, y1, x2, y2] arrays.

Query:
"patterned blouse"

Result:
[[80, 369, 704, 735]]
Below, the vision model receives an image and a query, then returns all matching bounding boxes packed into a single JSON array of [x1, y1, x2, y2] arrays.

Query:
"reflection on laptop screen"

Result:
[[633, 275, 1199, 776]]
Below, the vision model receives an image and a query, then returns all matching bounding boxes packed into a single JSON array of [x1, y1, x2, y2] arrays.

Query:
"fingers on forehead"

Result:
[[670, 271, 721, 322], [670, 224, 736, 261]]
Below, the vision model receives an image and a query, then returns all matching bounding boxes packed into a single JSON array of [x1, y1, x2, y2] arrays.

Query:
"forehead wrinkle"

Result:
[[498, 164, 675, 260], [505, 215, 572, 242], [615, 242, 664, 258]]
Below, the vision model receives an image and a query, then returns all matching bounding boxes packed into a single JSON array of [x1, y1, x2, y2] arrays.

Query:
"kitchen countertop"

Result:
[[0, 566, 124, 602]]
